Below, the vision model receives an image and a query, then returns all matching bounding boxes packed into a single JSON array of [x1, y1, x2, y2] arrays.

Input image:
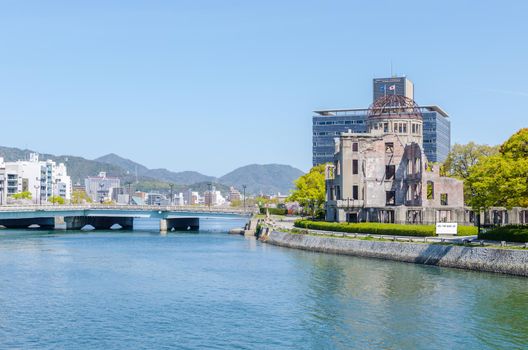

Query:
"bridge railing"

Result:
[[0, 204, 257, 215]]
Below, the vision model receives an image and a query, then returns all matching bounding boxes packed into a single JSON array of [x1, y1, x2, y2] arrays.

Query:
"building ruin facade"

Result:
[[325, 95, 466, 224]]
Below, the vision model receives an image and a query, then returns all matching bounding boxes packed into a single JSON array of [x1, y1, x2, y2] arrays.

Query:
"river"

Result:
[[0, 218, 526, 349]]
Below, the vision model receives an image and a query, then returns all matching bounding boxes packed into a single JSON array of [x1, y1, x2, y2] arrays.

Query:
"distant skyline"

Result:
[[1, 0, 527, 176]]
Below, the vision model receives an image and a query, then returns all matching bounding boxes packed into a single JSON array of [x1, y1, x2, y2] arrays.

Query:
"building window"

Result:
[[441, 193, 448, 206], [385, 165, 395, 180], [386, 191, 396, 206], [352, 142, 358, 152], [385, 142, 394, 153], [352, 185, 359, 200], [383, 123, 389, 132], [352, 160, 358, 174], [427, 181, 434, 199], [336, 186, 341, 200]]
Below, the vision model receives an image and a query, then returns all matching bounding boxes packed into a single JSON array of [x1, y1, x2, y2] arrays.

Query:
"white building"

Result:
[[184, 189, 200, 205], [85, 172, 121, 203], [173, 192, 184, 206], [204, 186, 227, 206], [0, 153, 72, 204]]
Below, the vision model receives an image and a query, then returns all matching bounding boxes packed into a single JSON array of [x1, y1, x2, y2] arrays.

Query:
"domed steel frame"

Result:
[[368, 95, 422, 120]]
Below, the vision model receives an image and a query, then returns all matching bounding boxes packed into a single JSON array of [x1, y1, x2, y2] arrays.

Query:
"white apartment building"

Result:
[[0, 153, 72, 204]]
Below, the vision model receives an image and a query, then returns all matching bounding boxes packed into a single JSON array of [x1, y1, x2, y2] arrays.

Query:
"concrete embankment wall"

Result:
[[266, 231, 528, 277]]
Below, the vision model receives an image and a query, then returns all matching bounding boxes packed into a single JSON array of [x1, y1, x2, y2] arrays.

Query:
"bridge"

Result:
[[0, 205, 254, 232]]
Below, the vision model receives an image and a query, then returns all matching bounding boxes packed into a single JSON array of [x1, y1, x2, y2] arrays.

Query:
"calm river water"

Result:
[[0, 218, 527, 349]]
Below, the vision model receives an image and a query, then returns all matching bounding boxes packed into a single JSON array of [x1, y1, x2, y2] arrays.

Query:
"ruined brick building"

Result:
[[325, 95, 466, 224]]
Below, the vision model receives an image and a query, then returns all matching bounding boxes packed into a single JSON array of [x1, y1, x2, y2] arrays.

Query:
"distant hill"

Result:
[[95, 154, 216, 185], [0, 146, 304, 195], [219, 164, 304, 195], [0, 146, 131, 184]]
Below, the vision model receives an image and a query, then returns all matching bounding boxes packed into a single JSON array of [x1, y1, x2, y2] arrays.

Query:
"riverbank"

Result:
[[264, 231, 528, 277]]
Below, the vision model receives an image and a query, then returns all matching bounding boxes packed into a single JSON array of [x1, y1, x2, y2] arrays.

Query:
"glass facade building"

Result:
[[312, 106, 450, 165], [373, 77, 414, 101]]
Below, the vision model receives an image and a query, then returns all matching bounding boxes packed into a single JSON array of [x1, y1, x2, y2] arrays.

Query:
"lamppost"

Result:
[[125, 181, 132, 205], [242, 185, 247, 214], [34, 184, 39, 205], [99, 182, 105, 203], [207, 183, 212, 211]]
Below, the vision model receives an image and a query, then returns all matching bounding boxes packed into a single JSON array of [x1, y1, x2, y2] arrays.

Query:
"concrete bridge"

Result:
[[0, 205, 254, 232]]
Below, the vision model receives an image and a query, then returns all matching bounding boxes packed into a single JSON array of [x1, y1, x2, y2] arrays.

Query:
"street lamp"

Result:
[[125, 181, 132, 205], [207, 183, 212, 211], [34, 184, 39, 205], [242, 185, 247, 214], [99, 182, 105, 203]]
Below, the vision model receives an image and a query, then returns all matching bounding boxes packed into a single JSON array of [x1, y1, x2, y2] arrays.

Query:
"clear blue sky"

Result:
[[0, 1, 526, 176]]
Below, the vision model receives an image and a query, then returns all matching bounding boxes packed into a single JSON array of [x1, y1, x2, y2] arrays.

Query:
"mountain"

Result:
[[95, 154, 216, 185], [0, 146, 304, 195], [146, 169, 216, 185], [219, 164, 304, 195], [0, 146, 131, 184], [95, 153, 149, 177]]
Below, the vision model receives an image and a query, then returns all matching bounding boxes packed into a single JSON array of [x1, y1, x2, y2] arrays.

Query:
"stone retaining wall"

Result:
[[266, 231, 528, 277]]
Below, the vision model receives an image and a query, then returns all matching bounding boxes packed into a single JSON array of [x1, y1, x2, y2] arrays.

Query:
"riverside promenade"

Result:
[[260, 217, 528, 277]]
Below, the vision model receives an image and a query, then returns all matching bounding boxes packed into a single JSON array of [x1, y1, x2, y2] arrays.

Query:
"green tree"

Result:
[[442, 142, 499, 179], [230, 199, 241, 207], [467, 128, 528, 209], [48, 195, 65, 205], [288, 164, 326, 218], [442, 142, 499, 203], [71, 190, 92, 204], [12, 191, 32, 200]]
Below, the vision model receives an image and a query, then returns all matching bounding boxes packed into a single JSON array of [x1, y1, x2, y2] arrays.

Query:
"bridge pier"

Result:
[[160, 218, 199, 233]]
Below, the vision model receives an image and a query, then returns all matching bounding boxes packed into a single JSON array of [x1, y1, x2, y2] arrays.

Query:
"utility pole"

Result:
[[242, 184, 247, 214]]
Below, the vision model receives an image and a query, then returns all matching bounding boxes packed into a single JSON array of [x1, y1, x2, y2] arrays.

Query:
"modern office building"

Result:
[[373, 76, 414, 101], [313, 76, 450, 165]]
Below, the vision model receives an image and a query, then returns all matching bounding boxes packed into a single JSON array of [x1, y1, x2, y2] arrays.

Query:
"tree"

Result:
[[442, 142, 499, 203], [12, 191, 32, 200], [48, 195, 65, 205], [71, 190, 92, 204], [230, 199, 241, 207], [466, 128, 528, 210], [288, 164, 326, 218]]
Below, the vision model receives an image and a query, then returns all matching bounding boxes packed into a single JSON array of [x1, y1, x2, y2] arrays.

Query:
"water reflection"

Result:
[[0, 224, 526, 349]]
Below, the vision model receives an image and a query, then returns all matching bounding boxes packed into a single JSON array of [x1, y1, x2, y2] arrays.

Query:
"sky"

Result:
[[0, 0, 527, 176]]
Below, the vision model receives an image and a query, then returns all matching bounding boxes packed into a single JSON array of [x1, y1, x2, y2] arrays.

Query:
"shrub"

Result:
[[294, 220, 478, 237], [478, 225, 528, 243], [260, 207, 288, 216]]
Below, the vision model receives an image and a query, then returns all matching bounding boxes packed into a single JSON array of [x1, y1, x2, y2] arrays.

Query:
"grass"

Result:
[[294, 219, 478, 237]]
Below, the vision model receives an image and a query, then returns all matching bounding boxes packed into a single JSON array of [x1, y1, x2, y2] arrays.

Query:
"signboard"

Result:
[[436, 223, 458, 235]]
